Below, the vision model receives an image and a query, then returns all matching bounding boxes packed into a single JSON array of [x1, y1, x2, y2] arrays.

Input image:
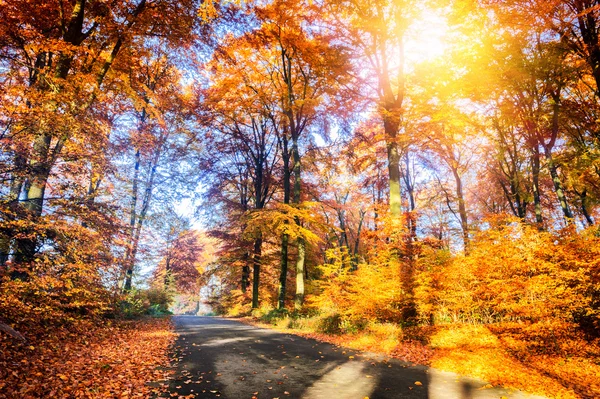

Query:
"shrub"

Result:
[[415, 216, 599, 332], [317, 313, 343, 334], [119, 287, 173, 318]]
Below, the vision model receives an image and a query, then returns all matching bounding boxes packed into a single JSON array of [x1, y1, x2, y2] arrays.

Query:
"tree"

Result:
[[326, 0, 431, 219], [0, 0, 201, 275], [201, 44, 282, 308], [202, 0, 351, 309]]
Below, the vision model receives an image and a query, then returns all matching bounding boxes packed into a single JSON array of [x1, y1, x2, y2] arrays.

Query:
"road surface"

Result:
[[161, 316, 546, 399]]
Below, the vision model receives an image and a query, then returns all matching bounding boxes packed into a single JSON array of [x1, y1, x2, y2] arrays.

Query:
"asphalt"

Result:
[[161, 316, 547, 399]]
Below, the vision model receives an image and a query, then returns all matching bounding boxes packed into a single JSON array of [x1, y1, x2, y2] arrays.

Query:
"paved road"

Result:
[[163, 316, 546, 399]]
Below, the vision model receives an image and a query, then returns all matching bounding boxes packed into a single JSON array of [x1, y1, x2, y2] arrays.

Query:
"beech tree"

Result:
[[200, 41, 281, 308], [0, 0, 201, 276]]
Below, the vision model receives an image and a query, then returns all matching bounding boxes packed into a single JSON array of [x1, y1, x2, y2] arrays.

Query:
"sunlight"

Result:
[[404, 8, 449, 66], [303, 361, 375, 399]]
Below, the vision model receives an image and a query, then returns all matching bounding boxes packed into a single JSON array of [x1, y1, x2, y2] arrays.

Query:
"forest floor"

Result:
[[0, 316, 176, 399], [240, 316, 600, 399]]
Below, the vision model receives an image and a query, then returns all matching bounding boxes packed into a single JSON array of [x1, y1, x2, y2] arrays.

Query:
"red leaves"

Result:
[[0, 317, 176, 398]]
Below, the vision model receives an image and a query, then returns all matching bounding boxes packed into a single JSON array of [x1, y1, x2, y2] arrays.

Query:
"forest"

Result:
[[1, 0, 600, 398]]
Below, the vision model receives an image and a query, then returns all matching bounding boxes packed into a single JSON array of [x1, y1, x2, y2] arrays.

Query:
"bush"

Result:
[[317, 313, 343, 334], [260, 308, 290, 324], [414, 216, 599, 332], [119, 287, 173, 318]]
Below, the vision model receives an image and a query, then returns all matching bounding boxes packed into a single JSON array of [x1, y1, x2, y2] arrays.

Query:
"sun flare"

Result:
[[404, 10, 449, 65]]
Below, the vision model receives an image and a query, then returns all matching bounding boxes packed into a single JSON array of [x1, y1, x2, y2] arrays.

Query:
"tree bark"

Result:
[[251, 236, 262, 309], [547, 155, 573, 221], [278, 136, 291, 310], [294, 237, 305, 310], [241, 262, 250, 293], [577, 189, 594, 226], [531, 147, 544, 226], [278, 233, 289, 309], [451, 167, 469, 251], [291, 134, 305, 308]]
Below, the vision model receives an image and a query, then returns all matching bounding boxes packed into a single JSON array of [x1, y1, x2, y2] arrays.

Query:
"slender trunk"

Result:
[[241, 260, 250, 293], [164, 251, 171, 287], [532, 148, 543, 226], [577, 189, 594, 226], [385, 130, 402, 217], [251, 236, 262, 309], [294, 237, 305, 310], [547, 155, 573, 221], [0, 158, 25, 267], [451, 167, 469, 251], [277, 233, 290, 309], [278, 137, 291, 310], [124, 136, 160, 291], [291, 136, 305, 308], [351, 210, 365, 271], [123, 147, 141, 291], [403, 153, 417, 258], [404, 153, 416, 212]]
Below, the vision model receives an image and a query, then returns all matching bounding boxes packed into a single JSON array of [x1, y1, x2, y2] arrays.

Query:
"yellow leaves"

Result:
[[414, 381, 422, 386], [311, 244, 406, 322], [244, 202, 325, 245]]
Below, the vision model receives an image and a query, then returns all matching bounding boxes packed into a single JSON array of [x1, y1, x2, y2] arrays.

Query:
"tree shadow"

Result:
[[155, 316, 539, 399]]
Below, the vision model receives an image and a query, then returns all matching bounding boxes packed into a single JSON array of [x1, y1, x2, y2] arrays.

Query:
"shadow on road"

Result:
[[158, 316, 542, 399]]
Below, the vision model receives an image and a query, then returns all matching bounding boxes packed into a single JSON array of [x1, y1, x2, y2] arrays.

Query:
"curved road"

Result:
[[162, 316, 546, 399]]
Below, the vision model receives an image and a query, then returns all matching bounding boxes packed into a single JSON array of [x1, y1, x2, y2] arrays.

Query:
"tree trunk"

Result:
[[278, 233, 289, 310], [547, 155, 573, 221], [294, 238, 305, 310], [451, 167, 469, 251], [12, 132, 54, 268], [277, 136, 291, 310], [577, 189, 594, 226], [0, 166, 24, 267], [351, 209, 365, 271], [251, 236, 262, 309], [123, 135, 161, 291], [385, 129, 402, 218], [241, 262, 250, 293], [532, 148, 543, 226], [123, 146, 141, 291], [291, 135, 305, 309]]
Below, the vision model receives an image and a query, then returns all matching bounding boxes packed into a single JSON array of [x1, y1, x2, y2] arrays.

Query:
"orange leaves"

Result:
[[244, 203, 326, 245], [0, 317, 176, 398], [412, 216, 598, 326]]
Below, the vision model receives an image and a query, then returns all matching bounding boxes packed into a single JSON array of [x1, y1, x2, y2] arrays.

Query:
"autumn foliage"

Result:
[[3, 0, 600, 398], [0, 317, 175, 399]]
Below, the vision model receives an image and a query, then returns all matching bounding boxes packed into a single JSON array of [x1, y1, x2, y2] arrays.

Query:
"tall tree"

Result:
[[0, 0, 201, 276]]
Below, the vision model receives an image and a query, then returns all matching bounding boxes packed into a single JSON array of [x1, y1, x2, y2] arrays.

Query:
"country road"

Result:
[[162, 316, 546, 399]]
